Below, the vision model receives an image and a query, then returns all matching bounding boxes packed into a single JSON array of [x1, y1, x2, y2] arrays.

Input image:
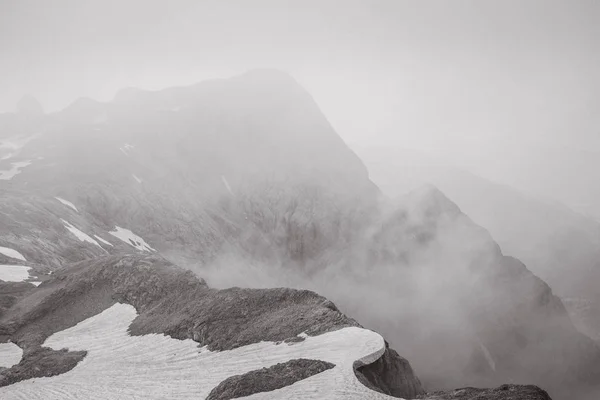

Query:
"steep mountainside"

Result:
[[355, 145, 600, 341], [0, 70, 590, 398]]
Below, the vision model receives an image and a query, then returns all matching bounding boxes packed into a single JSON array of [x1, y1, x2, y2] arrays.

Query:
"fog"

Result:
[[2, 1, 600, 399], [2, 0, 599, 217]]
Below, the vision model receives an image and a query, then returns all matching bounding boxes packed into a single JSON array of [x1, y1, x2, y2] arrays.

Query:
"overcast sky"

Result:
[[2, 0, 599, 211]]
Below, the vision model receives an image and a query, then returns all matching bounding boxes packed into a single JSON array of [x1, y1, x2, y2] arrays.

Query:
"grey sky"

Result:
[[2, 0, 599, 213]]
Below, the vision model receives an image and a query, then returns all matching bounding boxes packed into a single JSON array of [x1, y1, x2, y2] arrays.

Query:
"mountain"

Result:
[[354, 145, 600, 341], [0, 70, 588, 398]]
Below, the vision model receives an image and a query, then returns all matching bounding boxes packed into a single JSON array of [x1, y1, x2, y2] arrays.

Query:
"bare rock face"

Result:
[[356, 343, 424, 398], [206, 358, 335, 399], [0, 348, 86, 388], [419, 384, 552, 400]]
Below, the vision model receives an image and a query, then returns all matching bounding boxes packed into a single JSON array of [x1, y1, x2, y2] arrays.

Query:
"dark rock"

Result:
[[419, 384, 552, 399], [0, 347, 86, 387], [357, 343, 425, 398], [206, 358, 334, 399]]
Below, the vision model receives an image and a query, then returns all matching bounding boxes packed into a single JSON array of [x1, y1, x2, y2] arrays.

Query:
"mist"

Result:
[[2, 1, 600, 400]]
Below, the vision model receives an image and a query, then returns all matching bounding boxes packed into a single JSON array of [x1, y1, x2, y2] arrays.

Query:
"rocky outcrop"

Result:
[[419, 384, 552, 400], [357, 343, 425, 398], [0, 254, 424, 398], [206, 358, 335, 399], [0, 347, 85, 387]]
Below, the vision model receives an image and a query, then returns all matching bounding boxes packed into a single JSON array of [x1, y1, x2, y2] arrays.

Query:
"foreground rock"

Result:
[[0, 254, 424, 398], [206, 359, 335, 399], [420, 384, 552, 400]]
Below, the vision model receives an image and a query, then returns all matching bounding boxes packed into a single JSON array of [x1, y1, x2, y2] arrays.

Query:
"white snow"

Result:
[[55, 197, 79, 212], [119, 143, 135, 156], [61, 220, 102, 249], [0, 265, 31, 282], [0, 343, 23, 368], [221, 175, 233, 195], [109, 226, 155, 252], [29, 281, 42, 287], [0, 134, 37, 161], [0, 160, 32, 180], [479, 342, 496, 372], [0, 303, 396, 399], [93, 235, 114, 247], [0, 246, 26, 261], [132, 174, 142, 183]]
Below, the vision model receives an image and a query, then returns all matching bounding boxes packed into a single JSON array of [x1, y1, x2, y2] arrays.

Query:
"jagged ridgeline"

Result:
[[0, 70, 593, 399]]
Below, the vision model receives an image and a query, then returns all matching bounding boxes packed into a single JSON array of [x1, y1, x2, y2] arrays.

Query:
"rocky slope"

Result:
[[0, 70, 587, 398], [0, 254, 423, 399]]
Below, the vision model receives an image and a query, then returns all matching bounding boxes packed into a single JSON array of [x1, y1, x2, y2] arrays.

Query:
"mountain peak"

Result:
[[401, 183, 463, 219], [16, 95, 43, 116]]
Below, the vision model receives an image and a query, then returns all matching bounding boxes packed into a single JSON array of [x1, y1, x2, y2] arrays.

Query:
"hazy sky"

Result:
[[2, 0, 599, 205]]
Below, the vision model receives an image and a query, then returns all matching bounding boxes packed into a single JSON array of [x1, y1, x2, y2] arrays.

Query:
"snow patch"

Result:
[[0, 303, 393, 399], [29, 281, 42, 287], [61, 220, 102, 249], [94, 235, 114, 247], [0, 246, 26, 261], [479, 342, 496, 372], [55, 197, 78, 212], [0, 343, 23, 368], [132, 174, 142, 184], [221, 175, 233, 195], [119, 143, 135, 156], [0, 160, 32, 180], [0, 135, 37, 161], [0, 265, 31, 282], [109, 227, 155, 252]]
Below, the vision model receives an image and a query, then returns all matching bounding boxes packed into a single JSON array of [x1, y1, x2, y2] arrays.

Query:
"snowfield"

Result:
[[0, 343, 23, 368], [94, 235, 114, 247], [119, 143, 135, 156], [61, 220, 102, 249], [109, 227, 155, 252], [55, 197, 79, 212], [0, 246, 27, 262], [0, 304, 398, 399], [0, 265, 31, 282], [221, 175, 233, 195], [0, 160, 32, 180]]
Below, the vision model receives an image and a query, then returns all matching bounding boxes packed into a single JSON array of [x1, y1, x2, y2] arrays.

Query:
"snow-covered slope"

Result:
[[0, 343, 22, 369], [109, 227, 154, 252], [0, 247, 26, 262], [0, 303, 394, 399], [0, 265, 31, 282]]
